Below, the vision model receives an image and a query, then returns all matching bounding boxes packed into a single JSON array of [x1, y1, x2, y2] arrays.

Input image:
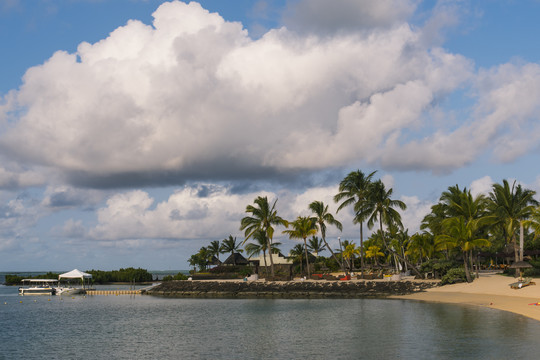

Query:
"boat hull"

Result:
[[19, 287, 55, 296], [55, 287, 85, 296]]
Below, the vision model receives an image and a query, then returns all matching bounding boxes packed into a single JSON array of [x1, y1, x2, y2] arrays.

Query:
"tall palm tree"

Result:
[[283, 216, 317, 277], [207, 240, 223, 262], [365, 180, 423, 277], [422, 185, 489, 235], [221, 235, 243, 257], [240, 196, 288, 277], [342, 242, 361, 272], [437, 217, 491, 282], [489, 180, 538, 265], [309, 200, 343, 267], [334, 170, 376, 273], [289, 244, 306, 275], [307, 236, 325, 256], [245, 230, 281, 276]]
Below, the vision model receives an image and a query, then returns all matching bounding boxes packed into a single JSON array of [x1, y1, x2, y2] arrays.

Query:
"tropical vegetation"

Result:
[[185, 170, 540, 284]]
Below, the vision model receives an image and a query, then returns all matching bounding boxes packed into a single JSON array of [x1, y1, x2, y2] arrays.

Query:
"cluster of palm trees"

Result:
[[188, 235, 243, 271], [238, 170, 410, 278], [188, 170, 540, 283], [410, 180, 538, 282]]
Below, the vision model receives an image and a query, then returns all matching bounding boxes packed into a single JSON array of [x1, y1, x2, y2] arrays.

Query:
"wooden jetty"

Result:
[[85, 289, 142, 295]]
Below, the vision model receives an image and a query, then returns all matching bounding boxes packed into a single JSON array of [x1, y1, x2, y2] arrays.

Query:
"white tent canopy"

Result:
[[58, 269, 92, 280]]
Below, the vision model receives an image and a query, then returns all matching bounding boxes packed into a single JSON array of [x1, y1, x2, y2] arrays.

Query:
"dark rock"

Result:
[[146, 280, 440, 299]]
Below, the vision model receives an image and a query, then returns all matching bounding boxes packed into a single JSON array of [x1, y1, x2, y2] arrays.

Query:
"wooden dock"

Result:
[[85, 289, 142, 295]]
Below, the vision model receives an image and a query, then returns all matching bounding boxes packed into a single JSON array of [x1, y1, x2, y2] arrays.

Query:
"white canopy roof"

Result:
[[58, 269, 92, 279]]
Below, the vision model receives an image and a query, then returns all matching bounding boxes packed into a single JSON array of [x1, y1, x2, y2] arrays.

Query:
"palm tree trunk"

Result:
[[469, 249, 474, 279], [520, 221, 524, 262], [322, 236, 343, 272], [360, 222, 365, 277], [267, 236, 275, 278], [338, 238, 346, 272], [512, 235, 519, 277], [263, 249, 268, 276], [475, 252, 480, 279], [379, 216, 423, 279], [463, 252, 472, 283], [303, 238, 311, 277]]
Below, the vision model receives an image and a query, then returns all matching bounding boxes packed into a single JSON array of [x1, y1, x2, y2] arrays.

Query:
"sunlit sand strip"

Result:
[[390, 272, 540, 322]]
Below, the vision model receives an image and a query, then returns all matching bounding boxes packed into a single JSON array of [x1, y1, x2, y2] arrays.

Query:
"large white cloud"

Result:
[[0, 0, 539, 191]]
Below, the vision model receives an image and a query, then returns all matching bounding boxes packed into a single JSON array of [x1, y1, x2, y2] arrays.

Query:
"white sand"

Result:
[[391, 272, 540, 322]]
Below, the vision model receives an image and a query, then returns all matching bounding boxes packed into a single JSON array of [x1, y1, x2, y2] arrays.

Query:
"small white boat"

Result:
[[18, 279, 58, 296], [55, 286, 85, 296]]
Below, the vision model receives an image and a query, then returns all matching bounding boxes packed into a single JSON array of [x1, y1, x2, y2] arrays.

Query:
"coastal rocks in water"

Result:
[[145, 280, 439, 299]]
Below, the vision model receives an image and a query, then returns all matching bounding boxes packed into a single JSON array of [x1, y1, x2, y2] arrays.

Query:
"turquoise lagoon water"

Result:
[[1, 284, 540, 359]]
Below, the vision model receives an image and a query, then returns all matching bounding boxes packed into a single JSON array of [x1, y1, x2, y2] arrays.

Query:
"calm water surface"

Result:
[[1, 284, 540, 359]]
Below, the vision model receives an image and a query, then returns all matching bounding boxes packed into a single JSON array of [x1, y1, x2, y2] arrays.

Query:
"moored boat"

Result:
[[18, 279, 57, 296]]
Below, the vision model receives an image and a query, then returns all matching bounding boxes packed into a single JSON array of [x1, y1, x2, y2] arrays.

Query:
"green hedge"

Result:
[[162, 273, 189, 281], [4, 272, 60, 285], [86, 268, 153, 284], [440, 267, 468, 285]]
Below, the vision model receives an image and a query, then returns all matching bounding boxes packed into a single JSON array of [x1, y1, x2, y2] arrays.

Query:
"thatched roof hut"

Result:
[[223, 252, 248, 266]]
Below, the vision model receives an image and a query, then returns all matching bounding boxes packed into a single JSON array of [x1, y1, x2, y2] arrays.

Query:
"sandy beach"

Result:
[[391, 271, 540, 322]]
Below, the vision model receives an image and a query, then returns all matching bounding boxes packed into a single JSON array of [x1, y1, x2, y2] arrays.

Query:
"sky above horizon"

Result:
[[2, 0, 540, 271]]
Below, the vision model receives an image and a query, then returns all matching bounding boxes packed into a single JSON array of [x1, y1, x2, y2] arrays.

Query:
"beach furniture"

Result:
[[509, 277, 536, 289]]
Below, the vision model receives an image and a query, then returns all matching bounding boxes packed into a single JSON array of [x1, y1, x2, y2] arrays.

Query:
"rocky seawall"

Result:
[[145, 280, 439, 299]]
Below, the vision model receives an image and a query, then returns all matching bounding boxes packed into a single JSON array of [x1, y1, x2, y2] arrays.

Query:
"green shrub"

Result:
[[86, 268, 153, 284], [209, 265, 252, 274], [4, 272, 60, 285], [420, 259, 459, 278], [162, 273, 189, 281], [523, 259, 540, 277], [441, 267, 468, 285]]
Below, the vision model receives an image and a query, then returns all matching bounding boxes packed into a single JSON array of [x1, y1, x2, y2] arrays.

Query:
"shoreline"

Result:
[[390, 271, 540, 322]]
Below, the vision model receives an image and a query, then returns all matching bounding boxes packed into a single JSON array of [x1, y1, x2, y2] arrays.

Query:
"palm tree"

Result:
[[309, 200, 343, 270], [437, 217, 491, 282], [525, 206, 540, 240], [342, 242, 361, 272], [245, 230, 281, 276], [221, 235, 243, 257], [422, 185, 489, 236], [240, 196, 288, 277], [189, 247, 211, 272], [366, 180, 423, 277], [365, 245, 384, 266], [489, 180, 538, 266], [334, 170, 376, 273], [283, 216, 317, 277], [289, 244, 306, 275], [307, 236, 325, 256], [207, 240, 223, 262]]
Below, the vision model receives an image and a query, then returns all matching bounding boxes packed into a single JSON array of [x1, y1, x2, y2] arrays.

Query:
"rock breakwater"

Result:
[[145, 280, 439, 299]]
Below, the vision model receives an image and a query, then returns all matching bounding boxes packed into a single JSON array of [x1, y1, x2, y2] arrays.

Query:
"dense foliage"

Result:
[[87, 268, 153, 283], [162, 272, 189, 281], [4, 272, 60, 285], [186, 171, 540, 283], [441, 268, 469, 285]]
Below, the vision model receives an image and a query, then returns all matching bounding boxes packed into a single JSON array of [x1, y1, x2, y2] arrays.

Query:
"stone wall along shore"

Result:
[[145, 280, 439, 299]]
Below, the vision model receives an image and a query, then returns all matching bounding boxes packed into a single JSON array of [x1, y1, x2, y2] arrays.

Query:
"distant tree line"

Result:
[[87, 268, 153, 283], [4, 272, 60, 285]]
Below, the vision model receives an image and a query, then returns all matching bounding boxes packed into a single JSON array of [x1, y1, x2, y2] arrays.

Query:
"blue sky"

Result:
[[2, 0, 540, 271]]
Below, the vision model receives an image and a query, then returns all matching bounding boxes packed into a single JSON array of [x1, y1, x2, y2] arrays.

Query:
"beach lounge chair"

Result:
[[509, 277, 536, 289]]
